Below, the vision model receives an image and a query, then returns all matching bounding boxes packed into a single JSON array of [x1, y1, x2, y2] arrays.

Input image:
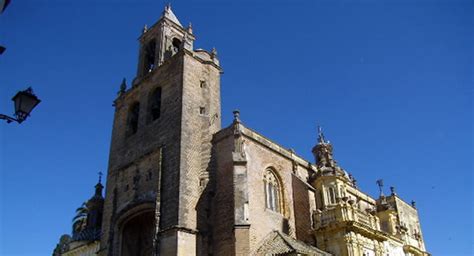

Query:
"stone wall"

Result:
[[393, 196, 426, 251], [100, 48, 221, 255], [211, 123, 318, 255], [62, 241, 100, 256], [292, 174, 316, 244], [101, 53, 184, 255], [211, 132, 235, 255]]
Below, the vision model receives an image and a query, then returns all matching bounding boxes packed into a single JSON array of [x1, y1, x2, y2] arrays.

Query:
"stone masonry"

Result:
[[54, 5, 429, 256], [99, 5, 221, 256]]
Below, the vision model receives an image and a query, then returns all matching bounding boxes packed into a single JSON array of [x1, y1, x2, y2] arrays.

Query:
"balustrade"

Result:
[[313, 205, 379, 231]]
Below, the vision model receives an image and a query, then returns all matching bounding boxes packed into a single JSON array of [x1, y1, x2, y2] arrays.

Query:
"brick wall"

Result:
[[292, 174, 315, 244], [211, 124, 318, 255], [100, 49, 221, 255], [211, 132, 235, 255]]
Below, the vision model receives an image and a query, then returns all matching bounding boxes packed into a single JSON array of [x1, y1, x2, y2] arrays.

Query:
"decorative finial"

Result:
[[390, 186, 397, 196], [411, 200, 416, 208], [349, 173, 357, 188], [317, 125, 327, 144], [183, 32, 190, 45], [162, 4, 170, 17], [187, 22, 193, 34], [119, 78, 127, 95], [94, 171, 104, 197], [233, 110, 240, 123], [211, 47, 218, 59], [376, 179, 384, 197], [142, 24, 148, 34]]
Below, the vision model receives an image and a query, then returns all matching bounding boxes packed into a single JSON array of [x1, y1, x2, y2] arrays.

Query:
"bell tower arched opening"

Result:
[[144, 39, 156, 73], [172, 38, 182, 54]]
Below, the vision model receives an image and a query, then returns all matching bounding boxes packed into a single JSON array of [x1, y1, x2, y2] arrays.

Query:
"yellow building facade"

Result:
[[311, 129, 428, 256]]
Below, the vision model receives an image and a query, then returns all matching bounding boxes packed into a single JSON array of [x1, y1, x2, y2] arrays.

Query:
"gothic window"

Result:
[[128, 102, 140, 135], [148, 87, 162, 121], [172, 38, 181, 54], [264, 169, 281, 213], [144, 40, 156, 73]]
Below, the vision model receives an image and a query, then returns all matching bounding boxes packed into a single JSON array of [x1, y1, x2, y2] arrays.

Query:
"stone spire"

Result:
[[161, 3, 183, 27], [135, 3, 194, 82], [118, 78, 126, 95]]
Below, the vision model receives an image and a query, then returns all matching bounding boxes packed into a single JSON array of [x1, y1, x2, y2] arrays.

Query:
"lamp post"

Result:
[[0, 87, 41, 124]]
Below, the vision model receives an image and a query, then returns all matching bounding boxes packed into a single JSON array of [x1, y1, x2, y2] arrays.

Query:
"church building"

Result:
[[53, 5, 430, 256]]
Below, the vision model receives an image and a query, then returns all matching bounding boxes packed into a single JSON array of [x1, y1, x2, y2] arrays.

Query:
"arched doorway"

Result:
[[120, 211, 155, 256]]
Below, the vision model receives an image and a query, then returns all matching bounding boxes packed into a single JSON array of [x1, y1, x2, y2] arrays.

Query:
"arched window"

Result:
[[143, 40, 156, 73], [128, 102, 140, 135], [264, 169, 281, 213], [172, 38, 181, 54], [149, 88, 162, 121], [327, 186, 336, 205]]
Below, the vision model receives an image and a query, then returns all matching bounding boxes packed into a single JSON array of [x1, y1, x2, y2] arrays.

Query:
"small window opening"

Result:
[[200, 80, 206, 88], [149, 87, 162, 121], [199, 107, 206, 115], [381, 221, 389, 232], [128, 102, 140, 135], [328, 187, 336, 205], [144, 40, 156, 73], [172, 38, 182, 54]]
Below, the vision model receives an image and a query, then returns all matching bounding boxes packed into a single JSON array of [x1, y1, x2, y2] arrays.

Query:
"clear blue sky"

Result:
[[1, 0, 472, 255]]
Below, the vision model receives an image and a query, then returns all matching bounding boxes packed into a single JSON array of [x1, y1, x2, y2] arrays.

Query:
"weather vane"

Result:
[[317, 125, 327, 144], [376, 179, 384, 197]]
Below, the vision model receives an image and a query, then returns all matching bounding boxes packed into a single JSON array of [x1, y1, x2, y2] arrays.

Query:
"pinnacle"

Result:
[[162, 4, 183, 27]]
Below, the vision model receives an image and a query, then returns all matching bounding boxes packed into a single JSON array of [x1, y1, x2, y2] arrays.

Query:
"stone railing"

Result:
[[313, 204, 379, 231], [319, 209, 336, 226], [354, 209, 371, 226]]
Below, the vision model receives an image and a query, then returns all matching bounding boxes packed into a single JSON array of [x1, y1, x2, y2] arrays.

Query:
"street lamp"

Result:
[[0, 87, 41, 124]]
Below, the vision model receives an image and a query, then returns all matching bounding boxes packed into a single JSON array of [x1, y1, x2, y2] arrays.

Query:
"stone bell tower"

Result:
[[99, 5, 222, 255]]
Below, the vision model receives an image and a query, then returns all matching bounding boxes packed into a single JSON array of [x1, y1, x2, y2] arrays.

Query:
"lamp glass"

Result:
[[12, 88, 40, 120]]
